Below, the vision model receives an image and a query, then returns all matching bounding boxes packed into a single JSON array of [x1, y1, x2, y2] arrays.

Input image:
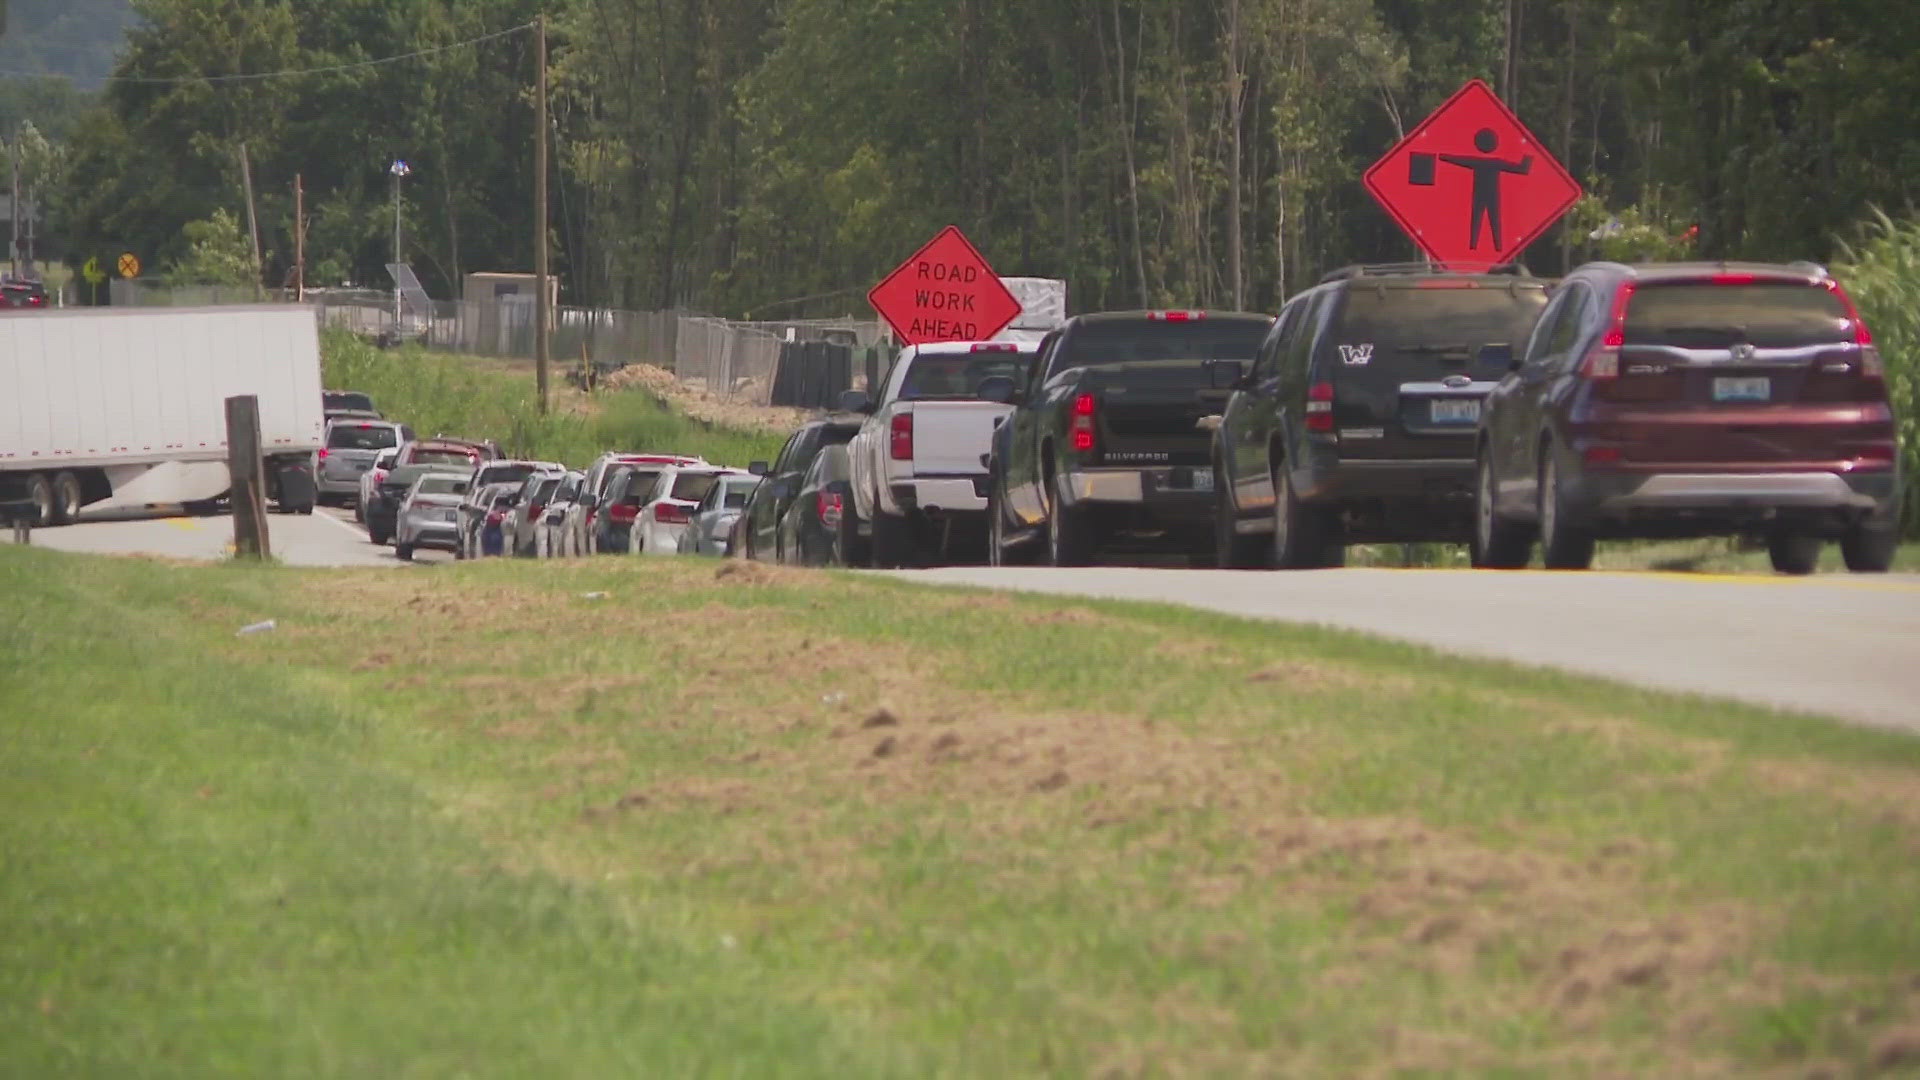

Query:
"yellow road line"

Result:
[[163, 518, 198, 532]]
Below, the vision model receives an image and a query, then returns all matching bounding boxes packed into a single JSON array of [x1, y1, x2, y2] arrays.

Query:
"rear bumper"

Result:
[[316, 474, 364, 497], [402, 524, 460, 549], [1060, 466, 1214, 514], [889, 477, 987, 515], [1581, 469, 1894, 517], [1296, 455, 1475, 502]]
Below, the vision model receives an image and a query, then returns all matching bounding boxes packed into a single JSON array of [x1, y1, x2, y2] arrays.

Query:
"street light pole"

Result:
[[389, 159, 410, 332]]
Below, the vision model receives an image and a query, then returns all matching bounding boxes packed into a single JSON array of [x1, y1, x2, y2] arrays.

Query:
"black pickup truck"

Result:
[[982, 311, 1273, 565]]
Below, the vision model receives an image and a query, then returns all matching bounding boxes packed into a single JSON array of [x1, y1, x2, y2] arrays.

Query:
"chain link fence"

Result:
[[107, 281, 887, 408]]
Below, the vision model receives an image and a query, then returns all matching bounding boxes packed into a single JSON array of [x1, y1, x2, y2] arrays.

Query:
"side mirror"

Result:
[[1208, 360, 1246, 390], [975, 375, 1018, 404], [748, 460, 769, 476], [838, 389, 874, 414]]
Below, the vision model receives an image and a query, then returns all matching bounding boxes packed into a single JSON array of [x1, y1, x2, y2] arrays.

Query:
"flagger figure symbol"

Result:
[[1415, 128, 1533, 251]]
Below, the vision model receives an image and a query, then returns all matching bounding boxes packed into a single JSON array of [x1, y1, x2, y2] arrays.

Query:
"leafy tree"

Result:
[[164, 208, 256, 286]]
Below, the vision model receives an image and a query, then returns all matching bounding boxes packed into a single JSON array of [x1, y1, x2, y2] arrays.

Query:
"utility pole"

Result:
[[1502, 0, 1523, 106], [293, 173, 305, 301], [533, 12, 551, 415], [239, 142, 264, 299], [8, 133, 17, 278]]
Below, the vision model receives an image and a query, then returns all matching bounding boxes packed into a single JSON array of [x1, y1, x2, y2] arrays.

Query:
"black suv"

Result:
[[1211, 263, 1551, 567]]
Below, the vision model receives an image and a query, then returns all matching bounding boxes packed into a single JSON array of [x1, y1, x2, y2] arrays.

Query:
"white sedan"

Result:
[[630, 465, 752, 555]]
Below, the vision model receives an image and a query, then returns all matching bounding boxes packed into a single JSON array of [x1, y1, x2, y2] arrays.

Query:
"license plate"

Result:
[[1191, 468, 1213, 493], [1713, 376, 1769, 402], [1430, 399, 1481, 424]]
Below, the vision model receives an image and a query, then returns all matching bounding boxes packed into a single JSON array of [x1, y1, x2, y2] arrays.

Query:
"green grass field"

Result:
[[5, 546, 1920, 1076], [321, 331, 786, 471]]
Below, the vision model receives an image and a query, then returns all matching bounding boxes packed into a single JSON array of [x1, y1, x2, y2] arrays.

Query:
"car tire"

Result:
[[369, 525, 390, 546], [52, 471, 83, 525], [1213, 471, 1268, 569], [24, 473, 55, 528], [987, 477, 1035, 568], [1472, 450, 1533, 569], [1839, 518, 1898, 573], [1767, 531, 1822, 576], [1042, 467, 1095, 567], [837, 504, 871, 567], [870, 507, 914, 568], [1271, 462, 1336, 570], [353, 500, 365, 523], [395, 542, 414, 562], [1537, 451, 1595, 571]]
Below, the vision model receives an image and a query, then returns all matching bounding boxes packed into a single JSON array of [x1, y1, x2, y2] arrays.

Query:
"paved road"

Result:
[[892, 566, 1920, 734], [26, 506, 448, 568]]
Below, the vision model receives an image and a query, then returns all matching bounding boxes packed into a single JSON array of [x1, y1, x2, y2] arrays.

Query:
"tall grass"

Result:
[[320, 330, 785, 469], [1836, 210, 1920, 535]]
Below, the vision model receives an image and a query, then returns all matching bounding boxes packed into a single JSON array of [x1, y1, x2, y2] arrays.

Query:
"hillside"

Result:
[[0, 0, 137, 88]]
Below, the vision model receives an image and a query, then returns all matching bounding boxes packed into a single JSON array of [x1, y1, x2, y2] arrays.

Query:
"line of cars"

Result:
[[727, 258, 1901, 576]]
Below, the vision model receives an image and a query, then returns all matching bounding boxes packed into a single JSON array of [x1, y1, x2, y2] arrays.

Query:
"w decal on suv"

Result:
[[1338, 344, 1374, 366]]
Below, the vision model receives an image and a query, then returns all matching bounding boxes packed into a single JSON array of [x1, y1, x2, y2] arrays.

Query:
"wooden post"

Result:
[[225, 395, 271, 560], [534, 12, 551, 415], [293, 173, 305, 302]]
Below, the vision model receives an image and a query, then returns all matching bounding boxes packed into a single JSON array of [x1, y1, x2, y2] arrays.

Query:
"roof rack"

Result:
[[1317, 261, 1531, 284]]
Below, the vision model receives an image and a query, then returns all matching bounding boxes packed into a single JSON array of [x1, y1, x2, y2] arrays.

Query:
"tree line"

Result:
[[28, 0, 1920, 317]]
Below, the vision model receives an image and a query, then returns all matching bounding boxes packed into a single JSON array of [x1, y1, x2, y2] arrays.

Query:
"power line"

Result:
[[0, 21, 535, 85]]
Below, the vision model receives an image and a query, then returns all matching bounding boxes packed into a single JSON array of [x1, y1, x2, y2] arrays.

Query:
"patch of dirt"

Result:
[[1872, 1025, 1920, 1071], [599, 362, 815, 435]]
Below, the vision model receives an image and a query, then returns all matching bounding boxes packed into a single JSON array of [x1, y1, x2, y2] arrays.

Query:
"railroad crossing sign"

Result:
[[116, 251, 142, 278], [1362, 79, 1581, 269], [81, 256, 105, 286], [868, 225, 1022, 346]]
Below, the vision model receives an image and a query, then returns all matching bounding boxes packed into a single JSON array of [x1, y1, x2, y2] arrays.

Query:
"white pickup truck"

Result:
[[843, 340, 1039, 566]]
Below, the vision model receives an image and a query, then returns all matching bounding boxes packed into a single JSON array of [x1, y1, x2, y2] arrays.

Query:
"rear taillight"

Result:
[[1070, 392, 1097, 452], [890, 413, 913, 460], [1305, 382, 1334, 433], [485, 510, 505, 526], [816, 491, 843, 527], [1825, 280, 1885, 387], [1580, 282, 1637, 380], [608, 504, 639, 524], [653, 502, 691, 524]]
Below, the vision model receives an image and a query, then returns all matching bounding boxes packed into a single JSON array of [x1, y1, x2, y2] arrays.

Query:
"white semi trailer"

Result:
[[0, 305, 324, 526]]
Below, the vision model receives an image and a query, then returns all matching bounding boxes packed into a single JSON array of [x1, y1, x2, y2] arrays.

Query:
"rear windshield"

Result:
[[620, 470, 664, 506], [411, 447, 478, 466], [1332, 286, 1548, 372], [669, 472, 720, 503], [415, 475, 468, 496], [1052, 319, 1269, 373], [899, 353, 1033, 400], [327, 424, 399, 450], [1623, 282, 1851, 349], [325, 392, 375, 412], [476, 465, 537, 488], [531, 475, 563, 501]]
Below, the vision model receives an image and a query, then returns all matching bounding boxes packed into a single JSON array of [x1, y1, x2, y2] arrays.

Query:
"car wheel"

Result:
[[1537, 450, 1595, 571], [395, 542, 414, 562], [1472, 450, 1533, 569], [369, 525, 390, 546], [24, 473, 55, 528], [1043, 466, 1095, 567], [837, 503, 871, 567], [1271, 461, 1336, 570], [1767, 531, 1822, 576], [1839, 518, 1898, 573], [986, 476, 1033, 568], [1213, 467, 1267, 569], [870, 508, 914, 568], [354, 500, 365, 523], [52, 471, 83, 525]]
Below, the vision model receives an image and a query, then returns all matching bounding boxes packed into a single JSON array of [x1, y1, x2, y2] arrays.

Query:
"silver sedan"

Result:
[[394, 473, 472, 561], [677, 473, 761, 556]]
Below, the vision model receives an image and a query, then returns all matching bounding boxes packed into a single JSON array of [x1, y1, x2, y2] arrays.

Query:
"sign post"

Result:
[[867, 226, 1023, 346], [224, 395, 271, 560], [1362, 79, 1581, 270]]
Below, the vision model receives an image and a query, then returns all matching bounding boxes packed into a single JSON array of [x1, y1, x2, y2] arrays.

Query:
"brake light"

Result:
[[1580, 282, 1637, 379], [816, 491, 843, 527], [1583, 446, 1623, 466], [653, 502, 691, 524], [1305, 381, 1334, 433], [970, 343, 1018, 352], [608, 504, 639, 524], [1070, 392, 1097, 452], [1147, 310, 1203, 321], [358, 423, 372, 429], [317, 448, 329, 461], [485, 510, 505, 526], [1709, 273, 1756, 285], [890, 412, 913, 460]]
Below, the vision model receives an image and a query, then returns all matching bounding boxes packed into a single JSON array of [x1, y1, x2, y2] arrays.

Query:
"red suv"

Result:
[[1474, 261, 1901, 574]]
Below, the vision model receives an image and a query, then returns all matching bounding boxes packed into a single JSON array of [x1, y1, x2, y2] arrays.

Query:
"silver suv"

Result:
[[318, 419, 414, 505]]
